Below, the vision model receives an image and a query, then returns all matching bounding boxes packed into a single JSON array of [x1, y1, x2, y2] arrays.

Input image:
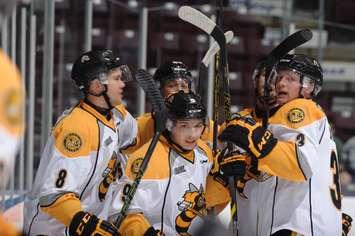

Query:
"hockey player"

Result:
[[0, 50, 24, 236], [219, 54, 343, 235], [129, 60, 213, 153], [23, 49, 137, 236], [115, 91, 229, 235], [220, 59, 277, 236], [0, 1, 24, 235]]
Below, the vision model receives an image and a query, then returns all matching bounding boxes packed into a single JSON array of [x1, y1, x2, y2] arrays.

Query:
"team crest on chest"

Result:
[[287, 108, 305, 123], [131, 158, 143, 176], [63, 133, 82, 152]]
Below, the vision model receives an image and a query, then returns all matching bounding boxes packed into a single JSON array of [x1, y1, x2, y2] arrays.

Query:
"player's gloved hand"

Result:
[[68, 211, 120, 236], [219, 149, 247, 179], [144, 227, 165, 236], [218, 114, 277, 159], [212, 148, 248, 187], [342, 213, 352, 236]]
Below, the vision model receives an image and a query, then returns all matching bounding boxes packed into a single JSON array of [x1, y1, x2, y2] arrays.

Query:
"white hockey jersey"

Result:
[[23, 101, 137, 236], [0, 50, 24, 236], [254, 98, 342, 235], [111, 136, 230, 236]]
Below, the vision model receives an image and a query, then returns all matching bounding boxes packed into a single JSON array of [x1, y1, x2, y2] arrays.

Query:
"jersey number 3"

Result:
[[330, 151, 341, 210]]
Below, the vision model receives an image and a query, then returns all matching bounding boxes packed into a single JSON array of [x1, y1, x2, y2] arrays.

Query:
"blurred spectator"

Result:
[[328, 115, 353, 189], [343, 136, 355, 179]]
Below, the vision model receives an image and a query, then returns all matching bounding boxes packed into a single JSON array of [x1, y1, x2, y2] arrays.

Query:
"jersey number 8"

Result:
[[55, 169, 67, 188]]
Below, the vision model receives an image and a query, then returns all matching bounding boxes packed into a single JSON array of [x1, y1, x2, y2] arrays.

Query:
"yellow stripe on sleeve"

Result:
[[258, 141, 306, 181]]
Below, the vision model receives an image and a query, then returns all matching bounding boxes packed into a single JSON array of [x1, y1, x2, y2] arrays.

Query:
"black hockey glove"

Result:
[[219, 116, 277, 159], [68, 211, 120, 236], [212, 148, 248, 187], [144, 227, 165, 236], [219, 149, 247, 179], [342, 213, 353, 236]]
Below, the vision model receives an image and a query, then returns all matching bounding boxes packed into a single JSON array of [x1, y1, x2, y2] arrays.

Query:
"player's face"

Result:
[[275, 70, 302, 105], [106, 68, 125, 106], [161, 78, 189, 98], [171, 119, 205, 150]]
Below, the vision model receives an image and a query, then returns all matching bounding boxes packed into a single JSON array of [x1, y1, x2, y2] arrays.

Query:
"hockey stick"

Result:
[[114, 69, 167, 227], [262, 29, 313, 127], [266, 29, 313, 67], [178, 5, 236, 234], [201, 31, 234, 68], [198, 30, 234, 116], [178, 5, 228, 151]]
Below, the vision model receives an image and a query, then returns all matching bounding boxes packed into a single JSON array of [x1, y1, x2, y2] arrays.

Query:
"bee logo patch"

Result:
[[287, 108, 305, 123], [131, 158, 143, 176], [63, 133, 82, 152], [175, 183, 207, 234]]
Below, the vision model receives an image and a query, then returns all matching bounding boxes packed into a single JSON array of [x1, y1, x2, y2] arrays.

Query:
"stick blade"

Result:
[[178, 6, 216, 34], [267, 29, 313, 64]]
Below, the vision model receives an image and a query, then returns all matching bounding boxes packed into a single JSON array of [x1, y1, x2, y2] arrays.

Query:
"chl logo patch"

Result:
[[287, 108, 305, 123], [131, 158, 143, 176], [63, 133, 82, 152]]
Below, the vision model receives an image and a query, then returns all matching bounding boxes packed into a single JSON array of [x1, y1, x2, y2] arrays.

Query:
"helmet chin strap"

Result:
[[87, 84, 114, 110], [102, 89, 114, 110]]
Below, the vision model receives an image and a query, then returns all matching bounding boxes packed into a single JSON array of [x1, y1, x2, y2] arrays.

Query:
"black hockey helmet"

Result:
[[272, 53, 323, 96], [153, 60, 192, 89], [165, 91, 206, 121], [71, 49, 132, 91]]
